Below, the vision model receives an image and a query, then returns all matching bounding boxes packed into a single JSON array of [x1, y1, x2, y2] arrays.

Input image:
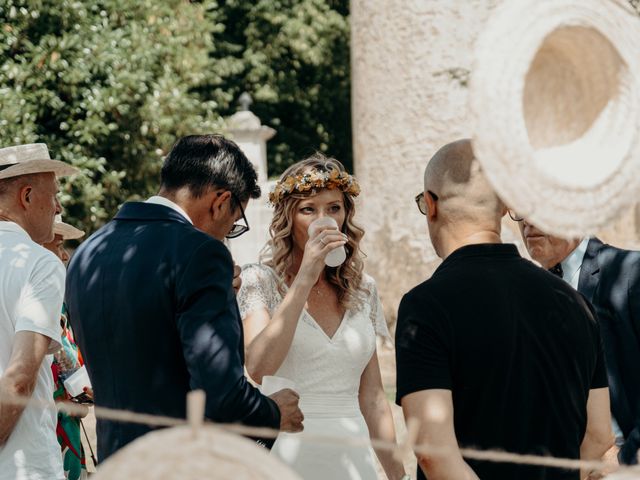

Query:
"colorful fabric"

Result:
[[51, 307, 87, 480]]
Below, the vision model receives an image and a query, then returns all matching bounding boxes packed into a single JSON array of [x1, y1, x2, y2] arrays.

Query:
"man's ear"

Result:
[[18, 185, 32, 210], [425, 192, 437, 221], [209, 190, 232, 220]]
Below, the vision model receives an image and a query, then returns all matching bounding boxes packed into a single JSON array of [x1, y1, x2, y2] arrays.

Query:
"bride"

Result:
[[238, 153, 406, 480]]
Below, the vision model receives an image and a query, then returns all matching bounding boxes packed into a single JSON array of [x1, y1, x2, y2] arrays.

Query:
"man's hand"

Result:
[[232, 264, 242, 294], [269, 388, 304, 433]]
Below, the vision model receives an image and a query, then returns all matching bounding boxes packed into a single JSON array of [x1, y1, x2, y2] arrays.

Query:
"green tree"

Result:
[[0, 0, 221, 232], [204, 0, 351, 176], [0, 0, 352, 233]]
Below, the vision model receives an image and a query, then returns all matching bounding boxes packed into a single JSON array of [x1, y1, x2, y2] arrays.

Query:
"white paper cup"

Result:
[[261, 375, 297, 396], [63, 365, 92, 398], [307, 217, 346, 267]]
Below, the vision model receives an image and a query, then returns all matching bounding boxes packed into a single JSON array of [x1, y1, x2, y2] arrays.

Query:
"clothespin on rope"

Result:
[[394, 417, 420, 462], [187, 390, 206, 438]]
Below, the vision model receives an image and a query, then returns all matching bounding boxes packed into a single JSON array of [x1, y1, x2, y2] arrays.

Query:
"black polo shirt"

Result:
[[396, 243, 607, 480]]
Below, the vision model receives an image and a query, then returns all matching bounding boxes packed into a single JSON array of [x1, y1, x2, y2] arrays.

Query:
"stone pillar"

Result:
[[226, 93, 276, 267], [350, 0, 503, 324]]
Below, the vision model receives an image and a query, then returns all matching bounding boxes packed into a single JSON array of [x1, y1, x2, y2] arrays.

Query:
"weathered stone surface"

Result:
[[351, 0, 640, 327], [351, 0, 500, 326]]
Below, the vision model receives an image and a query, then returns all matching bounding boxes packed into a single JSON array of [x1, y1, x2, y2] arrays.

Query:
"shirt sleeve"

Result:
[[14, 256, 64, 354], [175, 240, 280, 429], [237, 264, 276, 319], [590, 314, 609, 390], [395, 289, 453, 405]]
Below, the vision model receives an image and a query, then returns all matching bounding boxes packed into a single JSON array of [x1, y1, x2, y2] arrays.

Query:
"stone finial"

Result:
[[238, 92, 253, 111]]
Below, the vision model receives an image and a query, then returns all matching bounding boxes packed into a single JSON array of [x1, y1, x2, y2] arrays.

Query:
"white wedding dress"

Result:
[[238, 264, 390, 480]]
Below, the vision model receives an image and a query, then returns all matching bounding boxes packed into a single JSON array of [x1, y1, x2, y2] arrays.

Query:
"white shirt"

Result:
[[146, 195, 193, 224], [560, 238, 590, 289], [0, 222, 65, 480]]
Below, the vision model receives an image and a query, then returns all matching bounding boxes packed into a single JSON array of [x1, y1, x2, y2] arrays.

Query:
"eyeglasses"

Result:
[[508, 210, 524, 222], [414, 191, 438, 216], [225, 192, 250, 239]]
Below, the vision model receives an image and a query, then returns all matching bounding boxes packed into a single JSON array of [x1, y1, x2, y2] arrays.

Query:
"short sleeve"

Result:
[[365, 276, 391, 340], [237, 264, 280, 318], [395, 289, 452, 405], [587, 303, 609, 389], [15, 257, 64, 354]]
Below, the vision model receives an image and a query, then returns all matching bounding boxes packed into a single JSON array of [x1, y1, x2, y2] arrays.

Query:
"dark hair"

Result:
[[160, 134, 260, 207]]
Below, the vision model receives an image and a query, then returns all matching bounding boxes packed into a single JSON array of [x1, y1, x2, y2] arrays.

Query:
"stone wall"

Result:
[[351, 0, 640, 328]]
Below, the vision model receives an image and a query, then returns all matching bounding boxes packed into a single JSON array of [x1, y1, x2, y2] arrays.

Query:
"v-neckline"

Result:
[[277, 273, 349, 342], [303, 308, 349, 342]]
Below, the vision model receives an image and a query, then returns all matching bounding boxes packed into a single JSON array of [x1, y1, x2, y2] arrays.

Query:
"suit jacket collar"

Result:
[[114, 202, 193, 226], [578, 237, 603, 302]]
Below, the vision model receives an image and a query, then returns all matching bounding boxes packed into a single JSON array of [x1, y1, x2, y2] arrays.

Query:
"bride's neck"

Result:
[[287, 250, 326, 286]]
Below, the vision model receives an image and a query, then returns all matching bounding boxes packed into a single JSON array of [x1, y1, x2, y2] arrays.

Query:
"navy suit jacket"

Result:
[[65, 202, 280, 461], [579, 237, 640, 464]]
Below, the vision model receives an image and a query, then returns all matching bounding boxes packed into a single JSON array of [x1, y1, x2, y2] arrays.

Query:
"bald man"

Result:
[[395, 140, 613, 480]]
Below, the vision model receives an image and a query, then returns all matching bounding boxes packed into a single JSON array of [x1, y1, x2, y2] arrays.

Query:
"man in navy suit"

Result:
[[66, 135, 303, 461], [516, 217, 640, 465]]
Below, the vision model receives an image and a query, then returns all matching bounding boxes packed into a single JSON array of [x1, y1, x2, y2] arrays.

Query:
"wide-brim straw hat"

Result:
[[0, 143, 78, 180], [470, 0, 640, 237], [602, 472, 640, 480], [91, 425, 302, 479], [53, 215, 84, 240]]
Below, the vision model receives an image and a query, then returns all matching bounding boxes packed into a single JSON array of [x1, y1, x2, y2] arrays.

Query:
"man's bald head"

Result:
[[424, 139, 504, 226]]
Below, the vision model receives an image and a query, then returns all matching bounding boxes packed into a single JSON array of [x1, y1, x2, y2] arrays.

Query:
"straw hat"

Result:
[[602, 472, 640, 479], [470, 0, 640, 237], [0, 143, 78, 180], [91, 425, 302, 479], [53, 215, 84, 240]]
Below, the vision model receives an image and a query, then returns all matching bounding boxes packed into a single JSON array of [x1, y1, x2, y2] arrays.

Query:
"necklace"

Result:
[[313, 283, 325, 297]]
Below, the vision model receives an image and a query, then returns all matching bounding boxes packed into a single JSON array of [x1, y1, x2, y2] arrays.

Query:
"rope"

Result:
[[2, 390, 637, 475]]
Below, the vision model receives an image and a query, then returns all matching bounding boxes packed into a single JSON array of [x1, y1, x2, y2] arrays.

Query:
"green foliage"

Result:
[[204, 0, 351, 176], [0, 0, 351, 233], [1, 0, 222, 231]]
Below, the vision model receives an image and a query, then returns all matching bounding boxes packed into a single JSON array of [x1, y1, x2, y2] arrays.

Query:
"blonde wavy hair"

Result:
[[262, 153, 366, 309]]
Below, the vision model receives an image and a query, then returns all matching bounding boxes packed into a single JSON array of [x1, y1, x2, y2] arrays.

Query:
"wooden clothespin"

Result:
[[187, 389, 206, 438]]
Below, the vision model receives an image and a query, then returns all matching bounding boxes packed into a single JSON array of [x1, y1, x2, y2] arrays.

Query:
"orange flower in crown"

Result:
[[269, 168, 361, 205]]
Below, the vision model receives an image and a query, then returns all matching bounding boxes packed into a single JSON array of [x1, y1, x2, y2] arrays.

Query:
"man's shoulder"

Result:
[[401, 278, 444, 314], [2, 231, 63, 275], [595, 239, 640, 265], [81, 215, 222, 255]]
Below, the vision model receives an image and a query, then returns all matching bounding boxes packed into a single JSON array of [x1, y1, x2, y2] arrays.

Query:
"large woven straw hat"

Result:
[[0, 143, 78, 180], [53, 215, 84, 240], [603, 471, 640, 479], [91, 425, 302, 479], [470, 0, 640, 237]]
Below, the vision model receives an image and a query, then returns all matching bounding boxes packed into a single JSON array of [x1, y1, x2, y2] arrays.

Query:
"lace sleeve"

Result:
[[237, 264, 279, 319], [365, 275, 391, 340]]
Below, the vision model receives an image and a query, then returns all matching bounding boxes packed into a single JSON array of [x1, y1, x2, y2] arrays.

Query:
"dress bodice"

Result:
[[238, 264, 389, 397]]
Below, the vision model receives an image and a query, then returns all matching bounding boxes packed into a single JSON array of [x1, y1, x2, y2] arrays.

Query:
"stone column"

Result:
[[226, 93, 276, 267], [351, 0, 503, 323]]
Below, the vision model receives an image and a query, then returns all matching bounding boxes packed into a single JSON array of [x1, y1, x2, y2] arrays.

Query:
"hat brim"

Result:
[[0, 159, 79, 181], [53, 222, 85, 240], [470, 0, 640, 237]]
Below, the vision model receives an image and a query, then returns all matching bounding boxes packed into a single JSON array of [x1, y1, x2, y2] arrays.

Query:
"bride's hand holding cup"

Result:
[[298, 217, 348, 284]]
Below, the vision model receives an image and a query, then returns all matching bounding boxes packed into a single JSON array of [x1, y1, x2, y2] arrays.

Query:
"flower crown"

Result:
[[269, 168, 361, 205]]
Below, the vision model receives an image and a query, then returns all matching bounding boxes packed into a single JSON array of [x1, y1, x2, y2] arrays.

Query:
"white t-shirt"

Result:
[[0, 221, 65, 480]]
